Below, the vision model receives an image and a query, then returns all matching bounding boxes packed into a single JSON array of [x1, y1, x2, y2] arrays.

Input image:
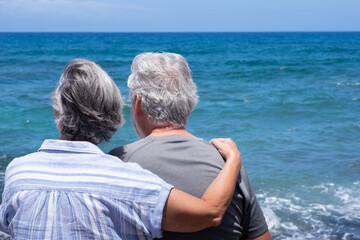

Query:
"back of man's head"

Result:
[[128, 52, 198, 128]]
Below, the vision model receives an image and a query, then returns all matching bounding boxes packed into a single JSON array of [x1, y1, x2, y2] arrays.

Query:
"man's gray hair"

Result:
[[128, 52, 198, 128], [51, 58, 124, 144]]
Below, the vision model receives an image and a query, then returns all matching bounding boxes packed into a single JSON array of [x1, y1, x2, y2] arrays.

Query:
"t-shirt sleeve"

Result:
[[240, 168, 269, 239]]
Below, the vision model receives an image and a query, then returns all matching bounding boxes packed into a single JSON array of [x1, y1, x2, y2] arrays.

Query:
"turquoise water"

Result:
[[0, 32, 359, 239]]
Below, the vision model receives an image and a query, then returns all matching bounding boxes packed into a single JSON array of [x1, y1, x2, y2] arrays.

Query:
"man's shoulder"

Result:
[[109, 135, 222, 162], [109, 138, 154, 161]]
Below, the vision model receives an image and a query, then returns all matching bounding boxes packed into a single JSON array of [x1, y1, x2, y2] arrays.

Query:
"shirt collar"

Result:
[[39, 139, 105, 154]]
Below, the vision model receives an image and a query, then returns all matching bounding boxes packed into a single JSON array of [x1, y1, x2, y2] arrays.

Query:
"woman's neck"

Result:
[[60, 134, 97, 145]]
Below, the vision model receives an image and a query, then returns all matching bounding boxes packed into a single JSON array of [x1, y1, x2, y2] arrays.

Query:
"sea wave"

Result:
[[336, 82, 360, 86], [258, 182, 360, 240]]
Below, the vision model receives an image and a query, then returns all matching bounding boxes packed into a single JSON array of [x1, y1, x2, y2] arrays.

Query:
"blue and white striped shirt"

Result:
[[0, 140, 173, 240]]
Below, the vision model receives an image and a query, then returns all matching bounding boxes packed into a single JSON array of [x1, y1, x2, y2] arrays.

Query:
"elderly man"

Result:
[[109, 52, 271, 240], [0, 59, 242, 239]]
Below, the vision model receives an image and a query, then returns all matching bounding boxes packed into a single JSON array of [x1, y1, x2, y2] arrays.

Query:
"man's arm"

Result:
[[161, 138, 242, 232]]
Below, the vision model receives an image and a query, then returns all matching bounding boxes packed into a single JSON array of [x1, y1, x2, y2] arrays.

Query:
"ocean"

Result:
[[0, 32, 359, 239]]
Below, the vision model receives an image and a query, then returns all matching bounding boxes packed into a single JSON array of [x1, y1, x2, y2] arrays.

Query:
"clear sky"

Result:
[[0, 0, 360, 32]]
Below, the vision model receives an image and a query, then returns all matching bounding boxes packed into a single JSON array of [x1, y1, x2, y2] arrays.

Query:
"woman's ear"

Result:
[[54, 109, 59, 118]]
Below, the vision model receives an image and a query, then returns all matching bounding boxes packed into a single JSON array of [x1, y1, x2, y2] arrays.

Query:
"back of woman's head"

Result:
[[51, 59, 124, 144]]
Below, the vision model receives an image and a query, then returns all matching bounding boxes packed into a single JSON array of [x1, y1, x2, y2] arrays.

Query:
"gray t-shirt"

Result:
[[109, 135, 268, 240]]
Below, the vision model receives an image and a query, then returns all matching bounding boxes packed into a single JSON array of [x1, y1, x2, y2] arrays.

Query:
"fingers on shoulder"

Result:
[[210, 138, 235, 146]]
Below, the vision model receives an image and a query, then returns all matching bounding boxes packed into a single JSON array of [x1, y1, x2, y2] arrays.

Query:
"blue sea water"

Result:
[[0, 32, 359, 239]]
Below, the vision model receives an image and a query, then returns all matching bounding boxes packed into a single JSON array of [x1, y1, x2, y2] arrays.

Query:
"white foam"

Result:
[[262, 206, 281, 231], [257, 182, 360, 239], [0, 172, 5, 183], [336, 82, 360, 86]]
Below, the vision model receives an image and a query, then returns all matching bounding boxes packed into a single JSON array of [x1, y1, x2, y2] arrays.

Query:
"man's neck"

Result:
[[149, 127, 195, 137]]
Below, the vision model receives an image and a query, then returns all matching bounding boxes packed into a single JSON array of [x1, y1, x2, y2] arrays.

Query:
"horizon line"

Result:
[[1, 30, 360, 34]]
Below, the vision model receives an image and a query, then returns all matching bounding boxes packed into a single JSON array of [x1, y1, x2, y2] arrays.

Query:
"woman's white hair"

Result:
[[51, 58, 124, 144], [128, 52, 198, 128]]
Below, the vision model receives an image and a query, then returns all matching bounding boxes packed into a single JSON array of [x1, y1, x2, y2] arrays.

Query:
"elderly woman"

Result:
[[0, 59, 241, 239]]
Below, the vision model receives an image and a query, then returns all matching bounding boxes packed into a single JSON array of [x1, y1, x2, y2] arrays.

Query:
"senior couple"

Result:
[[0, 53, 271, 240]]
